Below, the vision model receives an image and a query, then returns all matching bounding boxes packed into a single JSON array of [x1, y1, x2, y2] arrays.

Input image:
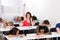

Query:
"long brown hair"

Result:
[[26, 12, 32, 19]]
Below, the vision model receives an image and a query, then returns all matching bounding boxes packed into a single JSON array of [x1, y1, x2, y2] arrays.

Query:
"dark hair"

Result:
[[38, 25, 49, 33], [0, 18, 2, 22], [43, 20, 50, 25], [26, 12, 32, 18], [16, 16, 21, 21], [21, 16, 24, 21], [32, 15, 37, 21], [9, 28, 19, 35]]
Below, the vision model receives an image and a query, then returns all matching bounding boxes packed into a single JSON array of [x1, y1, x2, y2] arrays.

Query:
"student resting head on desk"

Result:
[[56, 23, 60, 33], [5, 21, 15, 28], [5, 28, 25, 40], [40, 19, 51, 27], [37, 25, 49, 35]]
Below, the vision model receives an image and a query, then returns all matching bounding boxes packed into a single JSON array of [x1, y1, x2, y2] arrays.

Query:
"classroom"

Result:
[[0, 0, 60, 40]]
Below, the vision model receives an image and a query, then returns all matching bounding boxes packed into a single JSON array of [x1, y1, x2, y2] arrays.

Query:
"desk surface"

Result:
[[0, 26, 37, 31], [24, 32, 60, 39], [0, 26, 55, 31], [0, 28, 11, 31], [17, 26, 37, 30], [4, 32, 60, 40]]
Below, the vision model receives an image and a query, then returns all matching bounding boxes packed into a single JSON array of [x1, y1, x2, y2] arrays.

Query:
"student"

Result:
[[23, 12, 32, 26], [37, 25, 49, 35], [5, 28, 25, 40], [20, 16, 24, 22], [0, 18, 3, 23], [16, 16, 24, 22], [0, 18, 6, 28], [5, 21, 15, 28], [31, 15, 39, 26], [14, 16, 24, 27], [40, 20, 51, 27], [52, 23, 60, 40], [56, 23, 60, 33], [0, 18, 3, 27], [16, 16, 21, 22], [36, 25, 49, 40], [19, 16, 24, 26]]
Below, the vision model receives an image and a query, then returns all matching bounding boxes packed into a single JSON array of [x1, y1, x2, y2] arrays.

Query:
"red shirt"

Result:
[[23, 20, 31, 26]]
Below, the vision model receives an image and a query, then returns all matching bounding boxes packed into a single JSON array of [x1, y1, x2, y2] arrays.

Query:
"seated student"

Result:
[[5, 28, 25, 40], [23, 12, 32, 26], [51, 23, 60, 40], [37, 25, 49, 35], [56, 23, 60, 33], [0, 18, 3, 23], [5, 21, 15, 28], [31, 15, 39, 26], [14, 16, 24, 26], [36, 25, 49, 40], [0, 18, 3, 27], [55, 23, 60, 40], [0, 18, 6, 27], [16, 16, 21, 22], [40, 20, 51, 27], [14, 16, 24, 23]]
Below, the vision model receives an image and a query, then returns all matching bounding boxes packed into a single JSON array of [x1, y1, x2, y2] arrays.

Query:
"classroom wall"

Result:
[[1, 0, 23, 20], [0, 0, 3, 17]]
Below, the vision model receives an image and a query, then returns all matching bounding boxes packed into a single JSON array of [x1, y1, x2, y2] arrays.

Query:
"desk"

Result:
[[0, 26, 56, 35], [0, 28, 11, 31], [0, 26, 37, 31], [24, 32, 60, 40], [17, 26, 37, 34], [0, 26, 37, 35], [0, 26, 55, 31], [4, 32, 60, 40], [17, 26, 37, 30]]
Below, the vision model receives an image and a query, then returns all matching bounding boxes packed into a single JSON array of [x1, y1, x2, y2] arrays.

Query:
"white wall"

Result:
[[1, 0, 23, 20], [1, 0, 23, 16], [1, 0, 18, 6], [22, 0, 60, 26]]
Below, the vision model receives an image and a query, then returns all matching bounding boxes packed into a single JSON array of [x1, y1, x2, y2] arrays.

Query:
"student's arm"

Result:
[[56, 28, 60, 33], [19, 34, 25, 37]]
